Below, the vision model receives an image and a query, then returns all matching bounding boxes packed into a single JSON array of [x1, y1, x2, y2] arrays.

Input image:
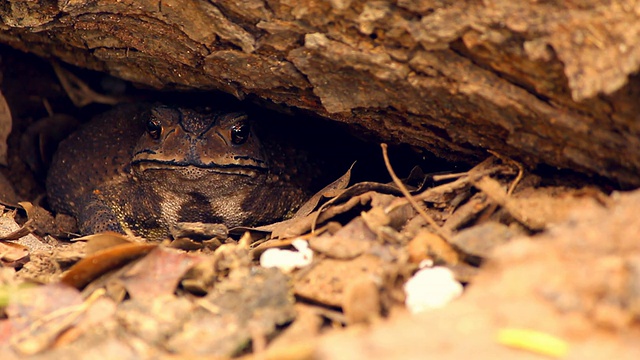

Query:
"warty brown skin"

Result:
[[46, 103, 312, 240]]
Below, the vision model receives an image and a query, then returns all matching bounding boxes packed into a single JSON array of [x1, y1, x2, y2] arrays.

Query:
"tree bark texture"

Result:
[[1, 1, 640, 185]]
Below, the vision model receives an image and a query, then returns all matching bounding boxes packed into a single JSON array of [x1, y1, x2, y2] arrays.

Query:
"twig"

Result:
[[432, 172, 469, 181], [0, 219, 35, 241], [381, 144, 451, 241], [487, 150, 524, 195], [507, 162, 524, 196]]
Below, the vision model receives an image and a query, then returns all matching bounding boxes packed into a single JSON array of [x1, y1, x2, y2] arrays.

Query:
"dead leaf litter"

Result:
[[0, 53, 638, 359]]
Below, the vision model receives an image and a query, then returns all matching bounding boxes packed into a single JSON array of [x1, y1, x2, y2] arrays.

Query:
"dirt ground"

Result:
[[1, 47, 639, 359]]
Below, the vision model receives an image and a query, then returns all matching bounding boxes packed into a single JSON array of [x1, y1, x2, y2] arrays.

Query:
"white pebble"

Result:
[[260, 239, 313, 273], [404, 266, 463, 313]]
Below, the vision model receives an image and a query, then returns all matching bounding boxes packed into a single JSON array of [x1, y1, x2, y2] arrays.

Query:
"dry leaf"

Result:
[[60, 242, 157, 289], [0, 215, 51, 261], [5, 283, 83, 355], [51, 62, 121, 107], [78, 232, 134, 255], [0, 241, 29, 267], [18, 202, 59, 237], [254, 181, 408, 239], [267, 190, 382, 239], [293, 162, 354, 218], [119, 247, 204, 300]]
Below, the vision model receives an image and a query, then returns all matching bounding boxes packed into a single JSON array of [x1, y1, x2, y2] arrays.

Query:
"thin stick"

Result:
[[507, 162, 524, 196], [432, 172, 469, 181], [381, 144, 451, 241], [487, 150, 524, 195]]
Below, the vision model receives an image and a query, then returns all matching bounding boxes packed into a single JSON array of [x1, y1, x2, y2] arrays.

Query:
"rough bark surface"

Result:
[[1, 0, 640, 185]]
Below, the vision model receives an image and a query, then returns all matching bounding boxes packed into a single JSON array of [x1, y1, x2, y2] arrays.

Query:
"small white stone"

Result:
[[260, 239, 313, 273], [404, 266, 463, 313]]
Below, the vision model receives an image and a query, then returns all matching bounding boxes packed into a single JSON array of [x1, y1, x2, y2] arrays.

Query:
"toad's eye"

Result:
[[231, 122, 250, 145], [146, 119, 162, 140]]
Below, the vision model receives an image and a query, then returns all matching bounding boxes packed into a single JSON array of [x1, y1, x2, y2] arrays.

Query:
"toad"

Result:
[[46, 104, 313, 240]]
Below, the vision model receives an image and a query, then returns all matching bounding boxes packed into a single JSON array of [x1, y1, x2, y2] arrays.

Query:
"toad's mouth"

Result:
[[131, 159, 267, 178]]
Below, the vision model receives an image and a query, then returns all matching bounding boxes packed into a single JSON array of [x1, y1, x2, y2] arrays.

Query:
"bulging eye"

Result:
[[146, 119, 162, 140], [231, 122, 250, 145]]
